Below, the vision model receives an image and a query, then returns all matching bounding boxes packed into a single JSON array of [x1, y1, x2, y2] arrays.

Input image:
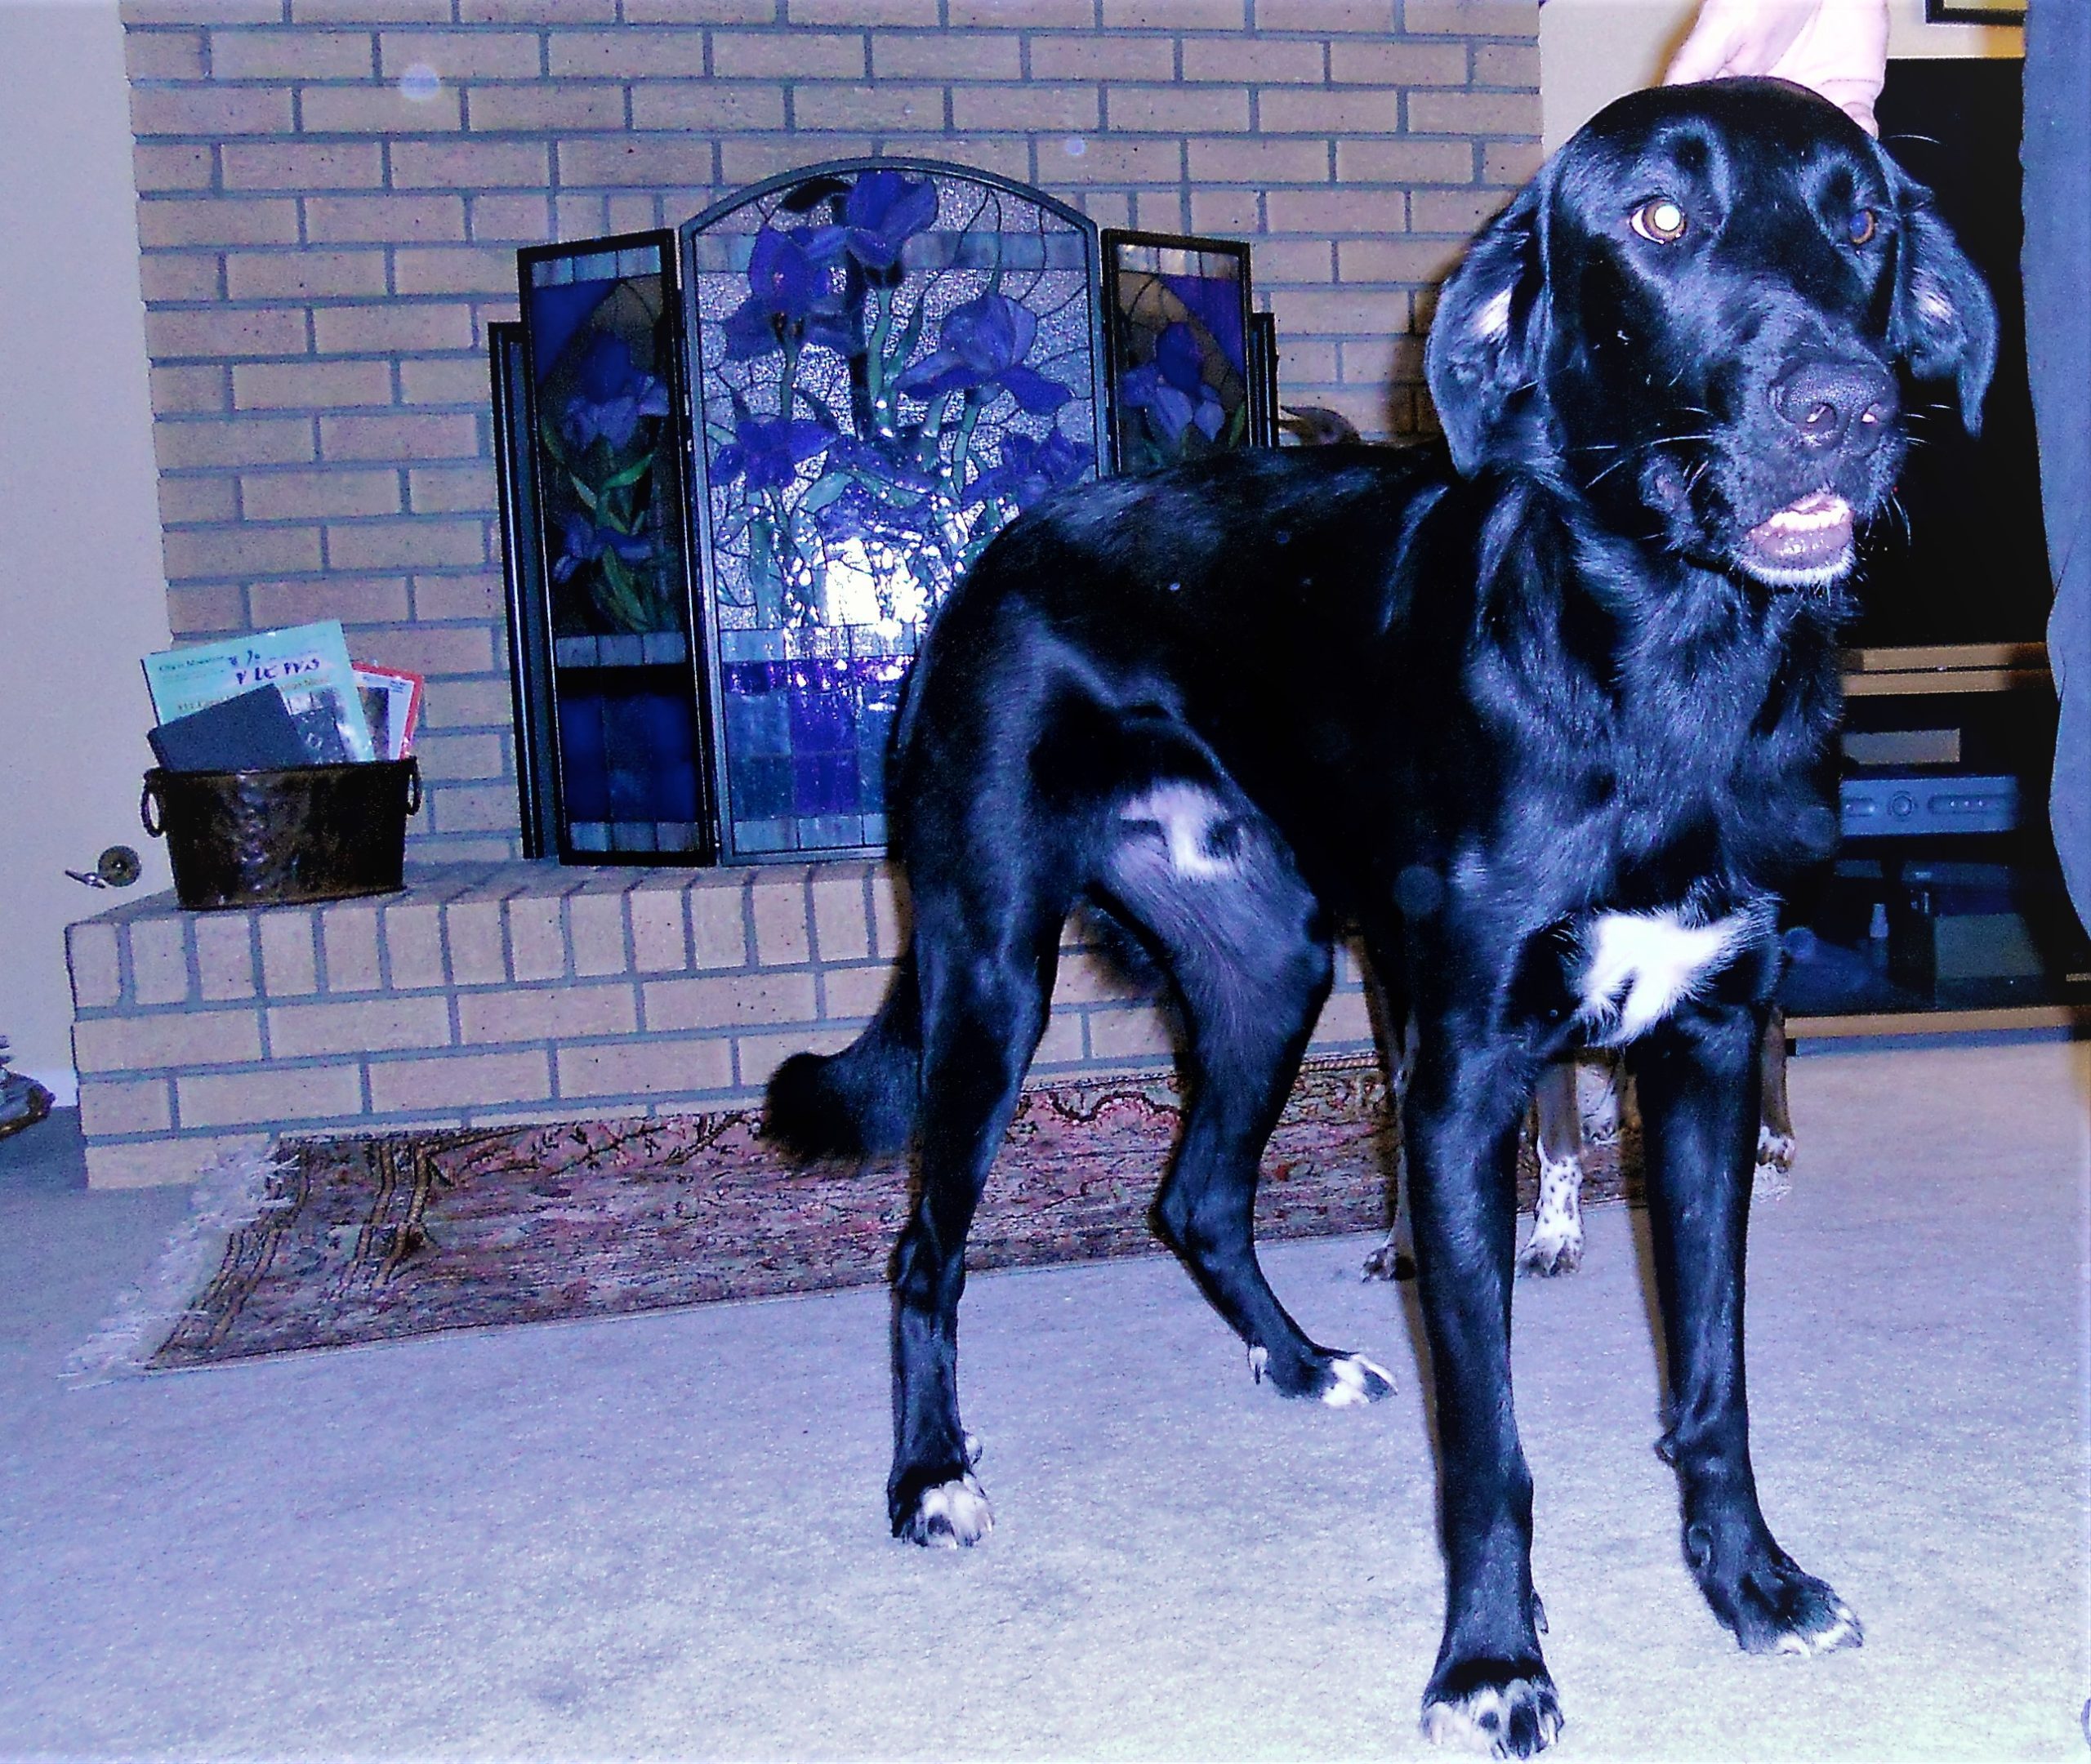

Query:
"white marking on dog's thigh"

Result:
[[1578, 910, 1750, 1043], [1119, 783, 1237, 879]]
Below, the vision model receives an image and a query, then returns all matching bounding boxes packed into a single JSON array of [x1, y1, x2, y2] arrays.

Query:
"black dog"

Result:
[[769, 80, 1994, 1755]]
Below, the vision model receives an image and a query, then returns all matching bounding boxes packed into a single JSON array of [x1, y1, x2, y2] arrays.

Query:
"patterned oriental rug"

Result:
[[149, 1057, 1632, 1370]]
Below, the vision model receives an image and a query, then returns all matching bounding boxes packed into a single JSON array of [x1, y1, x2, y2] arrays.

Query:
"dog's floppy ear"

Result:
[[1424, 178, 1550, 475], [1885, 167, 1997, 435]]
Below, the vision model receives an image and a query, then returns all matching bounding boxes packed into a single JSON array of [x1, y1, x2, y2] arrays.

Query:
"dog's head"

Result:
[[1424, 78, 1997, 590]]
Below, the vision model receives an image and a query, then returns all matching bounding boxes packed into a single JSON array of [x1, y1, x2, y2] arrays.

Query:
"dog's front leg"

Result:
[[1404, 1032, 1563, 1757], [1631, 1004, 1861, 1656]]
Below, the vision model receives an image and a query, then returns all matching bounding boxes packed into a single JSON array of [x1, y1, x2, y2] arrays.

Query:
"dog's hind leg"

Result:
[[1518, 1060, 1585, 1277], [886, 877, 1064, 1548], [1106, 782, 1393, 1406], [1754, 1006, 1795, 1196], [1362, 1005, 1418, 1281]]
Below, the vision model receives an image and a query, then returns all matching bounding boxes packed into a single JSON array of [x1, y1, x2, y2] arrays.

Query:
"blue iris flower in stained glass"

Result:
[[962, 430, 1095, 511], [826, 170, 938, 274], [712, 413, 838, 492], [1118, 320, 1227, 444], [1162, 271, 1247, 378], [894, 292, 1073, 415], [722, 226, 854, 360], [559, 332, 671, 452], [552, 510, 655, 583]]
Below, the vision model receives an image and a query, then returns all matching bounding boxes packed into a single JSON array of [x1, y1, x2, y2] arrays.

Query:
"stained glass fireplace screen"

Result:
[[682, 158, 1107, 862], [514, 230, 711, 862]]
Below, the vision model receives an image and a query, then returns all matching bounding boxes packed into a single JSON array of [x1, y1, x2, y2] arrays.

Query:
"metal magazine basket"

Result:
[[141, 760, 421, 911]]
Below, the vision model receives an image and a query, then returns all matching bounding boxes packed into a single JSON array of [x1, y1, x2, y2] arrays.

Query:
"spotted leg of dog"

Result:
[[1518, 1059, 1586, 1277]]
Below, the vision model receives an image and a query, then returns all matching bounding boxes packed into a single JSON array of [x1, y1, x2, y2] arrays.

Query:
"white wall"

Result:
[[0, 0, 172, 1104], [1540, 0, 2024, 153]]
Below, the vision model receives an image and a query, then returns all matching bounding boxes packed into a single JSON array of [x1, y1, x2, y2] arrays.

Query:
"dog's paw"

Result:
[[892, 1472, 994, 1548], [1246, 1343, 1394, 1403], [1515, 1228, 1583, 1278], [1361, 1238, 1417, 1281], [1690, 1530, 1861, 1655], [1421, 1660, 1563, 1757], [1754, 1126, 1796, 1197], [1318, 1351, 1396, 1406]]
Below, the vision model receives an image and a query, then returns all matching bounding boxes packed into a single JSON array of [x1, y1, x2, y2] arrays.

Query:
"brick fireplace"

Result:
[[81, 0, 1538, 1184]]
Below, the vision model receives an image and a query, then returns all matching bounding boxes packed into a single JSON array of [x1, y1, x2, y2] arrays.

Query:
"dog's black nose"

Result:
[[1768, 358, 1897, 452]]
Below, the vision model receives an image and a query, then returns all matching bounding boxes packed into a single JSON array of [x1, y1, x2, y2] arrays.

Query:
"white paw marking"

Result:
[[1119, 783, 1237, 879], [1421, 1682, 1563, 1753], [1321, 1353, 1393, 1406], [1247, 1343, 1269, 1384], [1774, 1601, 1862, 1657], [1576, 907, 1760, 1045], [910, 1474, 993, 1548]]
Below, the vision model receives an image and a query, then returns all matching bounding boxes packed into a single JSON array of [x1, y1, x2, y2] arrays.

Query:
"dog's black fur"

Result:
[[768, 81, 1995, 1754]]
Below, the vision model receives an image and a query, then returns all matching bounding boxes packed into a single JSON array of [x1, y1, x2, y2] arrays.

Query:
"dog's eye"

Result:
[[1630, 198, 1689, 244], [1848, 208, 1878, 247]]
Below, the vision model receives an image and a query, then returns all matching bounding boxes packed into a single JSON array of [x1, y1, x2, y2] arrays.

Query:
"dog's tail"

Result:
[[765, 952, 921, 1160]]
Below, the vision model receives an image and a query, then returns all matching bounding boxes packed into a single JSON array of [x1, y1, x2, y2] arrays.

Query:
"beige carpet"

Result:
[[1, 1038, 2083, 1760]]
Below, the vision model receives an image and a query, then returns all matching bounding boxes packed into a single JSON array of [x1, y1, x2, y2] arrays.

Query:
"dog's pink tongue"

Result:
[[1745, 491, 1853, 568]]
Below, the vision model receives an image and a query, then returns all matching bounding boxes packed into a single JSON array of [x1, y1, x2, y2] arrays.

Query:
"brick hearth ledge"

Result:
[[66, 860, 1378, 1189]]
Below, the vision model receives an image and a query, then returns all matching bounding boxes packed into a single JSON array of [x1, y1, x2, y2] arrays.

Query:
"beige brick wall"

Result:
[[120, 0, 1539, 860], [68, 861, 1381, 1185]]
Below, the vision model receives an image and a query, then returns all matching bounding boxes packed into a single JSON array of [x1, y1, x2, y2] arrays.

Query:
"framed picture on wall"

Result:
[[1923, 0, 2025, 21], [1099, 230, 1259, 472]]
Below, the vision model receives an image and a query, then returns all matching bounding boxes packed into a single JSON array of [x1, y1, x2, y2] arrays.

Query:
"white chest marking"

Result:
[[1577, 909, 1751, 1044]]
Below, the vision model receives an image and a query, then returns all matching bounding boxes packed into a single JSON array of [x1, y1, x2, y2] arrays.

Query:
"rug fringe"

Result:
[[61, 1145, 293, 1386]]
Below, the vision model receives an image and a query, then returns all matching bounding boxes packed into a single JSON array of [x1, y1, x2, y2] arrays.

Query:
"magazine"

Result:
[[353, 665, 424, 762], [142, 621, 376, 764]]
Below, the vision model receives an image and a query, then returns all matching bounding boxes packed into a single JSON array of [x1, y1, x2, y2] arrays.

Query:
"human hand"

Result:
[[1662, 0, 1890, 137]]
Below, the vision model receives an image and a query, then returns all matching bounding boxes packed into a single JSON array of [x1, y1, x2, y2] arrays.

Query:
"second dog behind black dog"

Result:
[[770, 79, 1995, 1757]]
